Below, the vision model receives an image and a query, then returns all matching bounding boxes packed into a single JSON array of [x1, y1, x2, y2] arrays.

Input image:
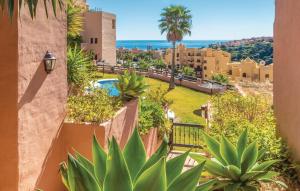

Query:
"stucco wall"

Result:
[[101, 12, 116, 65], [17, 2, 67, 190], [274, 0, 300, 159], [0, 6, 19, 191], [36, 99, 139, 190]]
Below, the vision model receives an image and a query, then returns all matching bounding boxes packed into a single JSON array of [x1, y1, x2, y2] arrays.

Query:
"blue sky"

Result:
[[87, 0, 275, 40]]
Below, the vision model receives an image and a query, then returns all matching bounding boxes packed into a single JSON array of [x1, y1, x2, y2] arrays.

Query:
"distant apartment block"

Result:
[[81, 10, 116, 65], [164, 44, 273, 83]]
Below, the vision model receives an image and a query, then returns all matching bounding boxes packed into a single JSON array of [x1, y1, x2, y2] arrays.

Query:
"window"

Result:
[[95, 38, 98, 44], [204, 66, 207, 70], [94, 54, 98, 60], [177, 53, 179, 57], [112, 19, 116, 29], [197, 59, 200, 62], [228, 70, 232, 75], [90, 38, 93, 44], [265, 74, 270, 79], [242, 73, 247, 78], [203, 60, 207, 64]]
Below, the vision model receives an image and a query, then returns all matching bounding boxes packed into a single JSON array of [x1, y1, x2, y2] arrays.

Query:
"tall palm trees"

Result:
[[159, 5, 192, 90]]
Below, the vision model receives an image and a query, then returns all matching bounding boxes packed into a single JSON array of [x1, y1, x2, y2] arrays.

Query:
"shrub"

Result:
[[212, 74, 229, 84], [116, 71, 149, 101], [145, 86, 173, 107], [209, 91, 300, 186], [67, 46, 95, 93], [190, 129, 287, 190], [138, 99, 171, 136], [182, 66, 195, 77], [60, 128, 207, 191], [67, 89, 121, 124]]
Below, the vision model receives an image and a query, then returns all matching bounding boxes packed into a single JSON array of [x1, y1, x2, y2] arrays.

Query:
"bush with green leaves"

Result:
[[116, 71, 149, 101], [67, 89, 121, 124], [59, 128, 207, 191], [190, 129, 287, 191], [145, 86, 173, 107], [182, 66, 195, 77], [212, 74, 229, 84], [138, 99, 171, 136], [209, 91, 300, 186], [67, 46, 96, 93]]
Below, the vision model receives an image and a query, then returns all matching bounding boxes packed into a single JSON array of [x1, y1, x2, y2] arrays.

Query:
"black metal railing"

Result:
[[169, 122, 205, 151]]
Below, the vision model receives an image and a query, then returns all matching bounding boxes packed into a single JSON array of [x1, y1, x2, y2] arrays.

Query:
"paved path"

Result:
[[167, 150, 201, 171]]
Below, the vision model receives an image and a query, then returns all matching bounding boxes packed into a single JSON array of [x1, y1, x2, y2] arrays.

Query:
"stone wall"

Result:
[[274, 0, 300, 159]]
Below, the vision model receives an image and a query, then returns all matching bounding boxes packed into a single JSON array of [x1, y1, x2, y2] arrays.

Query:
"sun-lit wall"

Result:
[[274, 0, 300, 159]]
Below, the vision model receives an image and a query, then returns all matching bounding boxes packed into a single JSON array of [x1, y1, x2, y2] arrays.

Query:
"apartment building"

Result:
[[164, 44, 273, 82], [164, 44, 231, 79], [81, 10, 116, 65], [227, 58, 273, 83]]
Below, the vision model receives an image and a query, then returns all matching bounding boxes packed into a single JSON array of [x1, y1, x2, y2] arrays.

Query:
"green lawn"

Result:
[[99, 73, 210, 125]]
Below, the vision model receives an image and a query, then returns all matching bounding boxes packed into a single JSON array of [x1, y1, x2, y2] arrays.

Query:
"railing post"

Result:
[[169, 119, 174, 151]]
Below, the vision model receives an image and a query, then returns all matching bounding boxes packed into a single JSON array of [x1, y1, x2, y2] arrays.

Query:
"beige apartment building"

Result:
[[81, 10, 116, 65], [164, 44, 273, 83]]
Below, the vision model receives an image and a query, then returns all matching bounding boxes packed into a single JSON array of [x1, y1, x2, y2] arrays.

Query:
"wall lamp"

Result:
[[44, 51, 56, 74]]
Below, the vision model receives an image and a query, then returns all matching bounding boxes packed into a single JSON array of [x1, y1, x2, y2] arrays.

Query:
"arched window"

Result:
[[265, 74, 270, 79], [228, 70, 233, 75], [204, 66, 207, 70], [242, 73, 247, 78]]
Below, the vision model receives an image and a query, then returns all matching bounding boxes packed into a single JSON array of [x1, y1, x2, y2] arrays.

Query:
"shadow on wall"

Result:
[[18, 62, 47, 109]]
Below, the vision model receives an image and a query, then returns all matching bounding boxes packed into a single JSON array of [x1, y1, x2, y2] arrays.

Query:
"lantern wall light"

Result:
[[43, 51, 56, 74]]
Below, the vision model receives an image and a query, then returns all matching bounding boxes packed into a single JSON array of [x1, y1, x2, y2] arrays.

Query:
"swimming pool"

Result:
[[96, 79, 120, 96]]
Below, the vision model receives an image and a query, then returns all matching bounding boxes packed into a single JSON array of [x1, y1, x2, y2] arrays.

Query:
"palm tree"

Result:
[[159, 5, 192, 90], [1, 0, 63, 20]]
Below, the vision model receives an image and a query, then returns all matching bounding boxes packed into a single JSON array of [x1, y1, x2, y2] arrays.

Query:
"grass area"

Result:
[[99, 73, 210, 125]]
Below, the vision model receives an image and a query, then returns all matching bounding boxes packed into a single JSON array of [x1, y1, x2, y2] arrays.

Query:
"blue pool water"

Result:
[[97, 79, 120, 96]]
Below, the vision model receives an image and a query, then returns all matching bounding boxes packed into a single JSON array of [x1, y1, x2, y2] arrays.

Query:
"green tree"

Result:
[[67, 0, 85, 46], [159, 5, 192, 90], [182, 66, 195, 77]]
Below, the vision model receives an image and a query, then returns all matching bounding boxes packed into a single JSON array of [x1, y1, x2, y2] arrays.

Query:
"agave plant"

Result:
[[116, 71, 149, 101], [190, 129, 287, 191], [60, 128, 209, 191]]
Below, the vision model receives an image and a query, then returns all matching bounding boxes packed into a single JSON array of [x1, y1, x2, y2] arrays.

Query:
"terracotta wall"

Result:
[[17, 2, 67, 190], [274, 0, 300, 159], [0, 6, 19, 191], [36, 99, 139, 190]]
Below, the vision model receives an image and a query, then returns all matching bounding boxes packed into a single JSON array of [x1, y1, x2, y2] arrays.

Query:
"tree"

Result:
[[67, 0, 85, 46], [0, 0, 63, 20], [159, 5, 192, 90]]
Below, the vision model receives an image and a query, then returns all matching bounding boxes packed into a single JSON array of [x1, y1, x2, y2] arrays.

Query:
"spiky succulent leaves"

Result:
[[224, 165, 241, 181], [133, 158, 167, 191], [123, 128, 147, 180], [224, 183, 241, 191], [67, 154, 101, 191], [237, 129, 248, 160], [135, 136, 168, 181], [196, 180, 218, 191], [241, 142, 258, 174], [167, 161, 205, 191], [103, 137, 133, 191], [93, 135, 107, 187], [220, 136, 239, 166], [75, 151, 94, 175], [166, 151, 189, 185], [241, 186, 259, 191], [202, 133, 227, 165], [251, 160, 279, 171], [59, 162, 70, 190], [189, 153, 226, 177]]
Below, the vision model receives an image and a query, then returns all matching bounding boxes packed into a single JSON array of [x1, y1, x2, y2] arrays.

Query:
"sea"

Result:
[[116, 40, 227, 50]]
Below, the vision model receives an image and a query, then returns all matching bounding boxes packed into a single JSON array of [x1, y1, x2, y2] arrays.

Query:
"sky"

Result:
[[87, 0, 275, 40]]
